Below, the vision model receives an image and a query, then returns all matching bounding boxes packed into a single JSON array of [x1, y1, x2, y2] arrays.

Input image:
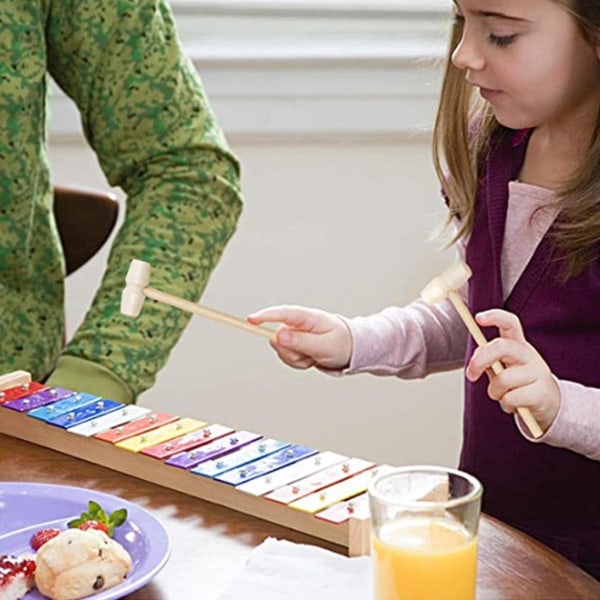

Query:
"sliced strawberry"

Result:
[[78, 520, 109, 535], [30, 528, 61, 551]]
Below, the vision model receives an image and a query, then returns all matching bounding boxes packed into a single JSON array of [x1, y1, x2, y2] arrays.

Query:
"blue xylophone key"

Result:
[[214, 444, 317, 486], [165, 431, 262, 470], [45, 399, 123, 429], [27, 392, 100, 422], [3, 387, 75, 412], [190, 438, 289, 478]]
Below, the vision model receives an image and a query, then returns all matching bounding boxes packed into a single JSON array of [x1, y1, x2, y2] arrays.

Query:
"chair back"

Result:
[[53, 185, 119, 275]]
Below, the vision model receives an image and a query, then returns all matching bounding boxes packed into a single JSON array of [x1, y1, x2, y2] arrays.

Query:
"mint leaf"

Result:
[[68, 501, 128, 537], [109, 509, 128, 528]]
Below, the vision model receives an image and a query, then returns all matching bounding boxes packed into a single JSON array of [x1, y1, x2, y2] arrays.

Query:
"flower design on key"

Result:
[[203, 429, 211, 438], [342, 463, 350, 473]]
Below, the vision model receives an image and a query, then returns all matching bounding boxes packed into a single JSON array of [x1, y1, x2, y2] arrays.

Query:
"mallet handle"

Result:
[[447, 291, 544, 439], [144, 287, 276, 342]]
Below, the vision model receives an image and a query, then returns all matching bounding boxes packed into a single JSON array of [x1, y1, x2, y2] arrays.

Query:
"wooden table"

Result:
[[1, 434, 599, 600]]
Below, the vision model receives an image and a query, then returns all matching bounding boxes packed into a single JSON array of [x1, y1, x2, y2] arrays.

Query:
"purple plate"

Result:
[[0, 482, 170, 599]]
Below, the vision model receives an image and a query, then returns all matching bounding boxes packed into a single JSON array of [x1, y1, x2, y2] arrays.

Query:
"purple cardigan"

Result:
[[462, 127, 600, 577]]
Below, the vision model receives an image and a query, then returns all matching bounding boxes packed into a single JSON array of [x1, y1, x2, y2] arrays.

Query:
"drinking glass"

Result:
[[368, 465, 483, 600]]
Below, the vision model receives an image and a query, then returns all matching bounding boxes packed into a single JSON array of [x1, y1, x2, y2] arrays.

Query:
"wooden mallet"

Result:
[[421, 261, 543, 439], [121, 259, 276, 342]]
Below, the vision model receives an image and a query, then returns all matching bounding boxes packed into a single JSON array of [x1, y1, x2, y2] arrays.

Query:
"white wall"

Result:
[[49, 1, 464, 470], [50, 136, 463, 469]]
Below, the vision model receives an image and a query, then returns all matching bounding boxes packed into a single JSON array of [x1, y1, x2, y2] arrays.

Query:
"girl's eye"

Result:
[[488, 33, 517, 47]]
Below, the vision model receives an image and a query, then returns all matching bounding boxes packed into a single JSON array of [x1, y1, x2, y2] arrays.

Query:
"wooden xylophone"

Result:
[[0, 370, 393, 556]]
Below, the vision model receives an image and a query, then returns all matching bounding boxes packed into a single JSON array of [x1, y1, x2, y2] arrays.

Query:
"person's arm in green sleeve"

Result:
[[44, 0, 243, 403]]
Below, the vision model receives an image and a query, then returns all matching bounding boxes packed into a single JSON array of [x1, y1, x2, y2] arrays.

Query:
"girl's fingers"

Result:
[[275, 327, 330, 359], [497, 383, 538, 413], [475, 309, 526, 343], [248, 305, 328, 332], [466, 338, 532, 381], [487, 364, 538, 401], [273, 345, 316, 370]]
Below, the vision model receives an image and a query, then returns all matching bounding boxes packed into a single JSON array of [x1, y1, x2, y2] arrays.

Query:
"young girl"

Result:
[[248, 0, 600, 580]]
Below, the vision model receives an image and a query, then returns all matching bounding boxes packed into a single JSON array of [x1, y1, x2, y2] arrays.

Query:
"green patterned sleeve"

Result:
[[45, 0, 243, 400]]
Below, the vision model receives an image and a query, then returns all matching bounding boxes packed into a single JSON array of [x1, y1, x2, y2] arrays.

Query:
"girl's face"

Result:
[[452, 0, 600, 134]]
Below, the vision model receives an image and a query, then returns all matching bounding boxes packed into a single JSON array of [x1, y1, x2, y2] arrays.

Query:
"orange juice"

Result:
[[372, 517, 478, 600]]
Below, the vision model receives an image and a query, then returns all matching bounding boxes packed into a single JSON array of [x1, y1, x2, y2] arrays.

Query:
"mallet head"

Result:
[[121, 259, 151, 317], [421, 261, 472, 305]]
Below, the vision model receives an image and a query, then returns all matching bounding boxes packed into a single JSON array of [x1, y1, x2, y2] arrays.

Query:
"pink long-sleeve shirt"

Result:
[[344, 181, 600, 461]]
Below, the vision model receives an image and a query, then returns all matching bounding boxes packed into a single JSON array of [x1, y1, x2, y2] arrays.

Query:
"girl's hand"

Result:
[[465, 309, 560, 433], [247, 305, 352, 370]]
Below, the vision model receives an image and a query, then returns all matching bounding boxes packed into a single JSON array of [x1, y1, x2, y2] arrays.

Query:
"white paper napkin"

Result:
[[218, 537, 372, 600]]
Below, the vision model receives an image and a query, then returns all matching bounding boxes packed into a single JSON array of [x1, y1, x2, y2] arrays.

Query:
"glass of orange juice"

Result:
[[368, 466, 482, 600]]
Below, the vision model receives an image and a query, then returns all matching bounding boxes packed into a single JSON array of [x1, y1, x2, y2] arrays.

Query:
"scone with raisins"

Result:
[[35, 529, 132, 600]]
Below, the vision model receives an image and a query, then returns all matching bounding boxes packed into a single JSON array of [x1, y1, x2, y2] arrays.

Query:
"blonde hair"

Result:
[[432, 2, 600, 278]]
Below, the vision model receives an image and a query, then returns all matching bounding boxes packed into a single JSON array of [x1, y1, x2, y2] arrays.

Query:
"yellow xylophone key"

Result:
[[116, 417, 206, 452], [289, 464, 395, 514], [314, 492, 369, 524]]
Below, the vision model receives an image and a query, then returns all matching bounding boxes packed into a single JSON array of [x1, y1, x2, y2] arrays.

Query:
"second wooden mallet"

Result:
[[421, 261, 543, 439], [121, 259, 276, 342]]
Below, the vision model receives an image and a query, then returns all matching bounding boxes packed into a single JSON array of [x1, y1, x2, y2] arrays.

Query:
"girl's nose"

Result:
[[451, 32, 485, 72]]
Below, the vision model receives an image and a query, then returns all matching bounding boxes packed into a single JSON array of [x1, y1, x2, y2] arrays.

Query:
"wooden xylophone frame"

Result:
[[0, 371, 371, 556]]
